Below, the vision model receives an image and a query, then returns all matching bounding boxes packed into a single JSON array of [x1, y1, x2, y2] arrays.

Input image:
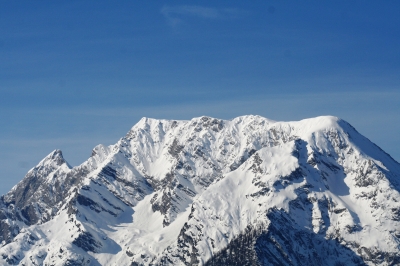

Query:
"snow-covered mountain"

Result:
[[1, 115, 399, 266]]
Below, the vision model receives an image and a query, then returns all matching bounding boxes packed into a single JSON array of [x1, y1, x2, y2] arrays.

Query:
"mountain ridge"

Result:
[[1, 115, 399, 265]]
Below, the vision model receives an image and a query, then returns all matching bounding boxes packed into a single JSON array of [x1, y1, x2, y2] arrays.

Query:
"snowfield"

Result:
[[0, 115, 399, 265]]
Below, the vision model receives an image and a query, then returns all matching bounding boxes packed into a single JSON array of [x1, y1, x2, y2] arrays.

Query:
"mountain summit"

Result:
[[1, 115, 399, 265]]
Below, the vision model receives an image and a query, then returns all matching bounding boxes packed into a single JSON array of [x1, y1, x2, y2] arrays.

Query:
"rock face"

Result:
[[0, 115, 399, 266]]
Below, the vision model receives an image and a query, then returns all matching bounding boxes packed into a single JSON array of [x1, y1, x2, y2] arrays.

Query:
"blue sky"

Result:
[[1, 1, 399, 195]]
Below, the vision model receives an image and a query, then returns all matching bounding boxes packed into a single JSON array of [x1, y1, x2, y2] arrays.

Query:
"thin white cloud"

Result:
[[161, 6, 220, 19], [161, 5, 246, 26]]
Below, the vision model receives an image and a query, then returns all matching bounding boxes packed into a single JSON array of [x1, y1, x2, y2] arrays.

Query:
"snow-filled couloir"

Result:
[[0, 115, 399, 265]]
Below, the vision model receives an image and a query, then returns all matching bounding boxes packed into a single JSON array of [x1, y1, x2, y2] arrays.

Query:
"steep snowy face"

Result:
[[0, 115, 399, 266], [157, 137, 400, 266], [122, 115, 284, 226]]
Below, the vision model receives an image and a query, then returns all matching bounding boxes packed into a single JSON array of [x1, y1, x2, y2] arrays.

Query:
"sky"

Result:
[[1, 1, 399, 195]]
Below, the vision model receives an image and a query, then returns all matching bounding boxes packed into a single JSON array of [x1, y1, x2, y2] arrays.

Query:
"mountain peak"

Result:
[[38, 149, 69, 168], [301, 115, 340, 127], [132, 116, 175, 131]]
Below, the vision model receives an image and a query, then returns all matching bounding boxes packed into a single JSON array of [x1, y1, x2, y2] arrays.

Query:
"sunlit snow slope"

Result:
[[0, 115, 399, 265]]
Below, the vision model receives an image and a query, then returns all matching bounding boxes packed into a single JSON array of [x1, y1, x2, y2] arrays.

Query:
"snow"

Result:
[[1, 115, 399, 265]]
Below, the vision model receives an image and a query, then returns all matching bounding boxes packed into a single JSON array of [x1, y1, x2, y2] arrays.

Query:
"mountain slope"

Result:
[[0, 115, 399, 265]]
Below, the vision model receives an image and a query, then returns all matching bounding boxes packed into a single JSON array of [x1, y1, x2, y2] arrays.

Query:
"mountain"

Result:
[[0, 115, 399, 266]]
